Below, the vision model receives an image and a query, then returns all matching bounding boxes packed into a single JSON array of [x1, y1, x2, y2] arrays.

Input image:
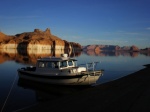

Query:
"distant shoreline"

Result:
[[82, 44, 150, 52]]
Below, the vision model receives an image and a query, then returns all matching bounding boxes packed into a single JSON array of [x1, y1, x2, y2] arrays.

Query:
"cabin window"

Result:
[[38, 62, 45, 68], [46, 62, 53, 68], [46, 62, 59, 68], [68, 60, 73, 66], [60, 61, 67, 67], [38, 61, 59, 68]]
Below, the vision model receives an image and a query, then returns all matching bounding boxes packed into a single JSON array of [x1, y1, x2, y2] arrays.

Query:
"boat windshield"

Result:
[[60, 60, 75, 68], [37, 60, 76, 69], [38, 61, 59, 68], [68, 60, 74, 66], [60, 61, 67, 67]]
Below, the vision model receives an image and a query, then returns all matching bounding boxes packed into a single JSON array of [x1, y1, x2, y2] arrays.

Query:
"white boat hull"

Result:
[[18, 72, 102, 86]]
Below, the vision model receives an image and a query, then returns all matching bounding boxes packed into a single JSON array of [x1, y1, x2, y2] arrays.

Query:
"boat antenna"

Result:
[[68, 46, 70, 57], [70, 42, 75, 57]]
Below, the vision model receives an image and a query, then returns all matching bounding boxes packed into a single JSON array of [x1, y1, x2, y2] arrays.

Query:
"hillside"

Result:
[[0, 32, 14, 42]]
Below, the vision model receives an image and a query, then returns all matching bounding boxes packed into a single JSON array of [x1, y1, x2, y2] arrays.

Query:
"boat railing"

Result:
[[79, 61, 100, 72]]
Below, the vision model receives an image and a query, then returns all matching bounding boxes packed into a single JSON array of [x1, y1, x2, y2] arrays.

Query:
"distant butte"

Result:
[[82, 45, 144, 52]]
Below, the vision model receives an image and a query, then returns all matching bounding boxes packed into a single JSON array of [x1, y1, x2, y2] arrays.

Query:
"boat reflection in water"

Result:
[[17, 72, 103, 102], [17, 75, 102, 102]]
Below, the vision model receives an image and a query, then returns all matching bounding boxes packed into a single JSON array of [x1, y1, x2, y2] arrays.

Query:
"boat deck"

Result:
[[81, 70, 103, 75]]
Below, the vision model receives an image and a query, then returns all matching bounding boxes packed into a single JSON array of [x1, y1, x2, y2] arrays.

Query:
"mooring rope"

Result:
[[1, 73, 17, 112], [13, 103, 38, 112]]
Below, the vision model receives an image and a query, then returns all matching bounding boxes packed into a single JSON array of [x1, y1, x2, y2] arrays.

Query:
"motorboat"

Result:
[[17, 54, 104, 85]]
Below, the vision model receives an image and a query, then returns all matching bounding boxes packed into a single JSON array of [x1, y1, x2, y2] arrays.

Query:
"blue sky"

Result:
[[0, 0, 150, 48]]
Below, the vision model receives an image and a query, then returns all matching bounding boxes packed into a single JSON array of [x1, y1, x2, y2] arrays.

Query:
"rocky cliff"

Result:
[[0, 28, 81, 51]]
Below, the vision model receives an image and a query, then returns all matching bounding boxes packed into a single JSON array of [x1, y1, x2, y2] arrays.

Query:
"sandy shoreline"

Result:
[[18, 64, 150, 112]]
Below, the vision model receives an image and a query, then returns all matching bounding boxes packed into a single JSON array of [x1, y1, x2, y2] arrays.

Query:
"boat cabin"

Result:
[[36, 57, 77, 70], [24, 54, 87, 74]]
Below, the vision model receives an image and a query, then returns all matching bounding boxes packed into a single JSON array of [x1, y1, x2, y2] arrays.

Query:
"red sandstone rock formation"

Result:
[[94, 46, 101, 55], [0, 32, 14, 43], [0, 32, 6, 42], [0, 28, 81, 50], [130, 45, 140, 52], [83, 45, 140, 52]]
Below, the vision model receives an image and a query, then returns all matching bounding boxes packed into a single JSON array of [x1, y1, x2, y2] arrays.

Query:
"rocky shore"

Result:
[[18, 64, 150, 112]]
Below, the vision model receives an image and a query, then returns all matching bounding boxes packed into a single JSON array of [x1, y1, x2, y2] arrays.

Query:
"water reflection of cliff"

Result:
[[0, 49, 150, 64], [0, 48, 81, 65]]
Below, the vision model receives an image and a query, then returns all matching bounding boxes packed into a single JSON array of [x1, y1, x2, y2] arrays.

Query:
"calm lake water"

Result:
[[0, 51, 150, 112]]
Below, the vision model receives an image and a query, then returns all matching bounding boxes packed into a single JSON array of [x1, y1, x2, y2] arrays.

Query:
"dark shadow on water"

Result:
[[17, 78, 91, 102]]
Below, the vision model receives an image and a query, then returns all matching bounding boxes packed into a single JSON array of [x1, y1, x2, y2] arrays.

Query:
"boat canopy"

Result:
[[37, 57, 77, 62]]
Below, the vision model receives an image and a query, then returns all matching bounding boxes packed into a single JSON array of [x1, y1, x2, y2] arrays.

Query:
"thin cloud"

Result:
[[146, 27, 150, 30], [101, 31, 140, 36], [115, 31, 139, 35], [62, 35, 85, 40], [136, 37, 150, 41], [69, 36, 81, 39], [88, 39, 128, 43], [0, 16, 40, 19]]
